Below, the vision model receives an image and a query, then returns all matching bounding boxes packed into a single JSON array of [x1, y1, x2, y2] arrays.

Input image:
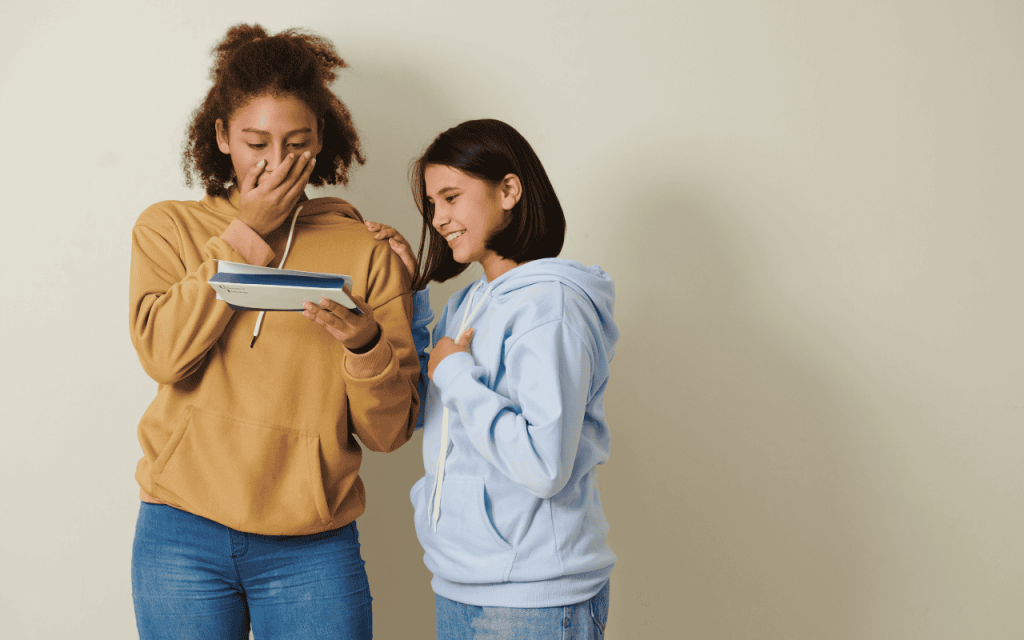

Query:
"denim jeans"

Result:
[[435, 581, 610, 639], [132, 503, 373, 639]]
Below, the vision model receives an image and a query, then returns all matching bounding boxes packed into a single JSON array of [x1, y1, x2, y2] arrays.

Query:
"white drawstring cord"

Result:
[[430, 280, 491, 531], [250, 205, 303, 348]]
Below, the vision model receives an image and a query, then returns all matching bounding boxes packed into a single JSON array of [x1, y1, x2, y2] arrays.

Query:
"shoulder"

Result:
[[507, 259, 614, 330], [132, 199, 206, 247], [135, 199, 189, 227], [500, 278, 610, 359], [333, 220, 412, 299], [503, 280, 594, 326], [134, 195, 226, 231]]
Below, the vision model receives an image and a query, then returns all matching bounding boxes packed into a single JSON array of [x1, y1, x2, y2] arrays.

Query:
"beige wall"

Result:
[[1, 1, 1021, 638]]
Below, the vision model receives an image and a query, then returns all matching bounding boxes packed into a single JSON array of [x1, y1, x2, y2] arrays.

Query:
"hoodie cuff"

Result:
[[412, 286, 433, 329], [344, 338, 394, 379], [220, 218, 275, 266], [432, 351, 475, 396]]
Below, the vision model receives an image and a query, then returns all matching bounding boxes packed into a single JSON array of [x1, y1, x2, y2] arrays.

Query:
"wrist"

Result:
[[219, 219, 273, 266], [347, 324, 382, 354], [236, 215, 269, 238]]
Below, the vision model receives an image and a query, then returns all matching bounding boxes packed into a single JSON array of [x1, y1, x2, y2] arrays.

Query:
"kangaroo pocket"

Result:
[[413, 475, 516, 584], [150, 406, 331, 535]]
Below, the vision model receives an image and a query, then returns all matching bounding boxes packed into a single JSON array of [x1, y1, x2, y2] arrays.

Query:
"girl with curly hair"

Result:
[[129, 24, 419, 639]]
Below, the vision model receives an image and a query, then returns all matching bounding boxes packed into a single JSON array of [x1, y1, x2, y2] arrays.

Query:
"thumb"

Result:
[[457, 327, 474, 349], [343, 285, 373, 316]]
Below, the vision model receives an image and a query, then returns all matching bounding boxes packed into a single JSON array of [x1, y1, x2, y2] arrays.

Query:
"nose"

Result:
[[265, 145, 288, 171], [432, 206, 448, 232]]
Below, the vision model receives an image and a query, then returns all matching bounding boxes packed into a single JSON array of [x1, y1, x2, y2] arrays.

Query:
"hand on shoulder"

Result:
[[365, 221, 416, 279]]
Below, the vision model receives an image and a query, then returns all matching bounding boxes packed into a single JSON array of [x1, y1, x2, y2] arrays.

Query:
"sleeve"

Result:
[[410, 286, 434, 430], [341, 248, 423, 453], [128, 214, 274, 385], [431, 320, 593, 499]]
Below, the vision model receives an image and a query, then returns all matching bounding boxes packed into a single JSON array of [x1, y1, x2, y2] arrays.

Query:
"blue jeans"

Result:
[[435, 581, 610, 639], [132, 503, 373, 639]]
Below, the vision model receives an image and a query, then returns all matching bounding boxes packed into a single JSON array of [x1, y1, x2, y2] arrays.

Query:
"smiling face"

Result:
[[424, 164, 522, 281], [216, 93, 322, 187]]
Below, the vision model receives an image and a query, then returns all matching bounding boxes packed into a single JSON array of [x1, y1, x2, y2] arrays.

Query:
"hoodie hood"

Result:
[[203, 189, 365, 227], [290, 196, 365, 225], [486, 257, 618, 358]]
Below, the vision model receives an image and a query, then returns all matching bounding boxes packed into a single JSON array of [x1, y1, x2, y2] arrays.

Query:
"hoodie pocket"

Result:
[[413, 475, 516, 584], [150, 406, 331, 535]]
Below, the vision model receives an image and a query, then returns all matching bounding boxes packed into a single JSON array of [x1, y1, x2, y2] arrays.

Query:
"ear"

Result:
[[215, 119, 231, 155], [499, 174, 523, 211]]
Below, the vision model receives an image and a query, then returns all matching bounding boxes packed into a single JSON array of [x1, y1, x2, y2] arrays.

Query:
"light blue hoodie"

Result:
[[409, 258, 618, 608]]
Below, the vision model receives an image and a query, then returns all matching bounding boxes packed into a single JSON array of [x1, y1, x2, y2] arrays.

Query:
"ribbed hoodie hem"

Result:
[[430, 565, 613, 608]]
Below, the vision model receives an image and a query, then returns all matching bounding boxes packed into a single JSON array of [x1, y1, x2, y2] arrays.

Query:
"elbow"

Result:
[[139, 359, 195, 386], [361, 426, 413, 453], [131, 320, 201, 385], [526, 472, 570, 500], [357, 404, 418, 453], [350, 379, 420, 452], [134, 346, 202, 385], [382, 434, 412, 453]]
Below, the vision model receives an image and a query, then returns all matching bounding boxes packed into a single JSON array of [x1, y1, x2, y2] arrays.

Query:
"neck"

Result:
[[481, 254, 520, 282]]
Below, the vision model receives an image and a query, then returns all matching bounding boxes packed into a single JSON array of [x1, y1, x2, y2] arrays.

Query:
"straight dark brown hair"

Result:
[[410, 119, 566, 289]]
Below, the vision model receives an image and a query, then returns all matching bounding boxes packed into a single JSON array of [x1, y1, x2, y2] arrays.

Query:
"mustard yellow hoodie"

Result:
[[129, 191, 419, 536]]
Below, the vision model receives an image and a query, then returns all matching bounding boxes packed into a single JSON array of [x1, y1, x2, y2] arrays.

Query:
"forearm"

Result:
[[411, 286, 433, 430], [345, 292, 421, 452], [432, 325, 593, 498], [129, 221, 273, 384]]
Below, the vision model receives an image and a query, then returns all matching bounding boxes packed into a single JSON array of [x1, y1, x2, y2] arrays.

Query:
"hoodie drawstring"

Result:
[[430, 279, 491, 531], [250, 205, 303, 348]]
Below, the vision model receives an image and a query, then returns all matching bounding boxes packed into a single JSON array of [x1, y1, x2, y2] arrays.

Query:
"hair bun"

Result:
[[210, 23, 270, 80]]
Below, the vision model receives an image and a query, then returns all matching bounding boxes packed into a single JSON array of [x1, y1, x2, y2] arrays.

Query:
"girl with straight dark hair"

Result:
[[367, 118, 617, 638]]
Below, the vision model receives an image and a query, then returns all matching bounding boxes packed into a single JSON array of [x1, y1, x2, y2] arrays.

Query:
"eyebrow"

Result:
[[241, 127, 314, 135], [426, 186, 460, 202]]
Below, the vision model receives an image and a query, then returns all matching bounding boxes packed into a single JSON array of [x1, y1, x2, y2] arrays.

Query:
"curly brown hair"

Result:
[[182, 23, 365, 197]]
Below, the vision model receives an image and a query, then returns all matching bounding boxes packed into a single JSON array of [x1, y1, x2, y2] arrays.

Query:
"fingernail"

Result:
[[257, 160, 265, 167], [320, 298, 329, 305], [304, 151, 311, 158], [310, 158, 316, 167]]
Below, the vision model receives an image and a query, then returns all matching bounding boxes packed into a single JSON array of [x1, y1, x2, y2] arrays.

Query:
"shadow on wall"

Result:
[[323, 52, 494, 637], [597, 179, 870, 638], [318, 54, 452, 637], [320, 51, 461, 246], [326, 52, 878, 634]]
